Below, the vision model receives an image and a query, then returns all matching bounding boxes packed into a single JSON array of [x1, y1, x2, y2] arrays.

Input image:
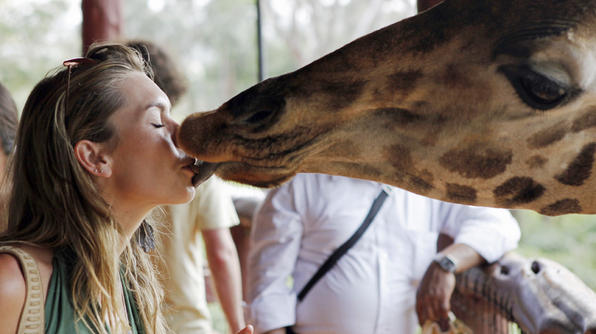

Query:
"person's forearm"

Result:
[[438, 243, 485, 273], [263, 329, 286, 334], [208, 245, 245, 333]]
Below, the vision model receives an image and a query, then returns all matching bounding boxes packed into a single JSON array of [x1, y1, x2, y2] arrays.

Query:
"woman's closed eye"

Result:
[[151, 123, 165, 128]]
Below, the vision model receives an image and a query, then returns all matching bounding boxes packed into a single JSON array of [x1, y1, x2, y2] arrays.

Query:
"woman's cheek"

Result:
[[163, 134, 183, 159]]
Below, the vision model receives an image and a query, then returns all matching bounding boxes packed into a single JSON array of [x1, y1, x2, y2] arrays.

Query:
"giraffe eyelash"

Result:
[[498, 64, 578, 111]]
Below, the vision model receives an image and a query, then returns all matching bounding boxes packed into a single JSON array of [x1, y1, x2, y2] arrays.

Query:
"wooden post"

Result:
[[256, 0, 264, 83], [81, 0, 123, 55]]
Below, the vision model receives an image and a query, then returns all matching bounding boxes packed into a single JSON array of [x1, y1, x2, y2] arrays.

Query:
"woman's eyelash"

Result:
[[151, 123, 165, 128]]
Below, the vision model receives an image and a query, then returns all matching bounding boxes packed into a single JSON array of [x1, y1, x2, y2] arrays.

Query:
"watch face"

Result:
[[437, 256, 456, 273]]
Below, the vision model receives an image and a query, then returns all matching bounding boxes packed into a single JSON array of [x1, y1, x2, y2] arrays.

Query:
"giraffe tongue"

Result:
[[191, 160, 219, 186]]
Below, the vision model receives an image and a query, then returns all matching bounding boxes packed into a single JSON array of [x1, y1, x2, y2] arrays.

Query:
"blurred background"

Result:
[[1, 0, 595, 331]]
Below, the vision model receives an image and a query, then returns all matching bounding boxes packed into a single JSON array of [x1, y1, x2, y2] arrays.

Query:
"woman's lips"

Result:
[[190, 159, 219, 186]]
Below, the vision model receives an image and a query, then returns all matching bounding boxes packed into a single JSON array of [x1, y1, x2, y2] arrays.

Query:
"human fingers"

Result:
[[432, 291, 450, 320], [236, 325, 254, 334], [416, 292, 436, 326], [416, 295, 426, 326], [437, 317, 450, 332]]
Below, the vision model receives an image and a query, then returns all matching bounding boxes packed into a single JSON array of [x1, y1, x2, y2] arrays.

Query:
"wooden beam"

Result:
[[81, 0, 122, 55]]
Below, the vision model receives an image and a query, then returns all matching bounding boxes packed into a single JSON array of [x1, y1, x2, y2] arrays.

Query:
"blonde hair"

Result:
[[0, 44, 166, 333]]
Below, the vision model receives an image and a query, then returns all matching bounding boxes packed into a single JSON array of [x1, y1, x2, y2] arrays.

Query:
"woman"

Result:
[[0, 44, 252, 334]]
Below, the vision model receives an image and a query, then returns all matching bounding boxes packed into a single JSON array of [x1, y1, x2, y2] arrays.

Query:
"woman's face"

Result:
[[105, 71, 198, 207]]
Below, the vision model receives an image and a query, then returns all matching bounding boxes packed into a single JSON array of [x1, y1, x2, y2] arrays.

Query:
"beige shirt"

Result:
[[158, 177, 239, 333]]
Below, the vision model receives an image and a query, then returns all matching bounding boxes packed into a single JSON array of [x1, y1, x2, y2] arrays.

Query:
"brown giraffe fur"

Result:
[[178, 0, 596, 215]]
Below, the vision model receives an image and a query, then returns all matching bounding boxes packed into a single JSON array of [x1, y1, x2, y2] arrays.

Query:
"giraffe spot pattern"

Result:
[[387, 70, 422, 97], [386, 144, 413, 180], [438, 63, 472, 89], [571, 109, 596, 133], [526, 155, 548, 169], [410, 169, 435, 193], [493, 177, 545, 206], [527, 122, 568, 148], [439, 147, 513, 179], [373, 108, 425, 129], [539, 199, 582, 216], [555, 142, 596, 186], [313, 80, 368, 111], [446, 183, 477, 203], [322, 141, 363, 159], [385, 145, 434, 194]]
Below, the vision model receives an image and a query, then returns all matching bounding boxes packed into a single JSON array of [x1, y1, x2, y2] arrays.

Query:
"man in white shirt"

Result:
[[246, 174, 520, 334]]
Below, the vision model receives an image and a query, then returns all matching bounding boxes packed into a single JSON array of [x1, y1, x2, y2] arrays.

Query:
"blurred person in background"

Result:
[[0, 82, 18, 207]]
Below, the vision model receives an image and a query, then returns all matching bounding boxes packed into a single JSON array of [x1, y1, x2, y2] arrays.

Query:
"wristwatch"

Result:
[[433, 253, 457, 273]]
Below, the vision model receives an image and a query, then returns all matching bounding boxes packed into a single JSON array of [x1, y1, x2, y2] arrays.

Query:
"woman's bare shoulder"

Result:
[[0, 252, 26, 297], [0, 253, 26, 333]]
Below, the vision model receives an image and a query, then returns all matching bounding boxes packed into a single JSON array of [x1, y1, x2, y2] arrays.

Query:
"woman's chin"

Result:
[[182, 187, 197, 203], [162, 187, 196, 206]]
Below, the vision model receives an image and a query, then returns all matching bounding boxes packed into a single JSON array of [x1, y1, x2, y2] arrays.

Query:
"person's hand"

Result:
[[236, 325, 254, 334], [416, 261, 456, 331]]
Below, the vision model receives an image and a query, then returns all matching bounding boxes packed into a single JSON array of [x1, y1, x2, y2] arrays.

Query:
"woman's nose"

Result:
[[165, 116, 181, 147], [171, 123, 181, 147]]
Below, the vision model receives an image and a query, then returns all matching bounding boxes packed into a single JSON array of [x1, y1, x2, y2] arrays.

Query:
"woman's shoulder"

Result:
[[0, 252, 27, 333], [0, 244, 54, 333], [0, 244, 54, 294], [0, 251, 26, 292], [0, 243, 53, 296]]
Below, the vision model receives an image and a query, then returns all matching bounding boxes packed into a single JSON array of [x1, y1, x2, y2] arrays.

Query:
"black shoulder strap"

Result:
[[297, 187, 390, 302]]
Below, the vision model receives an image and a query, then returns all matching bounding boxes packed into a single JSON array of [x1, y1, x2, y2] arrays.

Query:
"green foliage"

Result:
[[208, 302, 229, 334], [123, 0, 259, 116], [0, 0, 80, 110]]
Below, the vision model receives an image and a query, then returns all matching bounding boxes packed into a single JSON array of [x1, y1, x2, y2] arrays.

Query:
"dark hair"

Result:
[[125, 39, 188, 106], [0, 83, 18, 155]]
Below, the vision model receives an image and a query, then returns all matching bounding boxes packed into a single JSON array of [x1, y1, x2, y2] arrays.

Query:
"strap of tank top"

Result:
[[0, 245, 45, 334]]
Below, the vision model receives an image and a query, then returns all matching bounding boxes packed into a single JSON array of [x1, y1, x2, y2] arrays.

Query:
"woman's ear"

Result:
[[74, 140, 113, 177]]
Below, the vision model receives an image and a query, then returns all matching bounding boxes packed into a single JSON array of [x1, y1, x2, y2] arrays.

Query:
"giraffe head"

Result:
[[455, 253, 596, 333], [178, 0, 596, 214]]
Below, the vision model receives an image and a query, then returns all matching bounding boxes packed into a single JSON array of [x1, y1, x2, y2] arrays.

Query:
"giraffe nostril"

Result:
[[500, 265, 510, 275], [531, 261, 541, 274], [242, 110, 271, 124]]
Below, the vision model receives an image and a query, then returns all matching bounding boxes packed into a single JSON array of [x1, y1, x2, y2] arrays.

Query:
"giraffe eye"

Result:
[[499, 65, 571, 110]]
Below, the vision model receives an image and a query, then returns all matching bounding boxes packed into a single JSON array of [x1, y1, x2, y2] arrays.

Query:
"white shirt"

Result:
[[247, 174, 520, 334]]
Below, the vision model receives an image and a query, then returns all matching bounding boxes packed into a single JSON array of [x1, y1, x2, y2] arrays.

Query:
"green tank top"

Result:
[[44, 253, 145, 333]]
